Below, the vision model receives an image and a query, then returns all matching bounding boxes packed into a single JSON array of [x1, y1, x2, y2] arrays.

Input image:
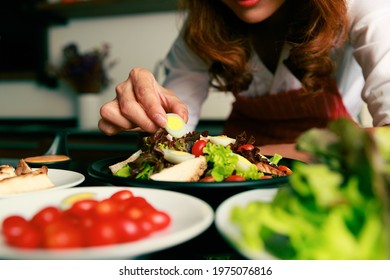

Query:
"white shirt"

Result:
[[162, 0, 390, 130]]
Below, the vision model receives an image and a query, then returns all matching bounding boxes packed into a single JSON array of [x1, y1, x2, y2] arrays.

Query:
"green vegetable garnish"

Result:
[[115, 165, 131, 177], [236, 164, 262, 180], [269, 153, 283, 165], [203, 142, 238, 182], [231, 118, 390, 259]]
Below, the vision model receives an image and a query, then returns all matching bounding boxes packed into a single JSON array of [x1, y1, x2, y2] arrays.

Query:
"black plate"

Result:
[[88, 156, 294, 188], [88, 156, 296, 209]]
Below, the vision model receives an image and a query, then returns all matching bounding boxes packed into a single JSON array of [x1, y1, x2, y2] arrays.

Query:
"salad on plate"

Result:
[[109, 114, 292, 183]]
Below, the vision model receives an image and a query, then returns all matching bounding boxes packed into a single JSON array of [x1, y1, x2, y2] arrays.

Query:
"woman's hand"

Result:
[[99, 68, 188, 135]]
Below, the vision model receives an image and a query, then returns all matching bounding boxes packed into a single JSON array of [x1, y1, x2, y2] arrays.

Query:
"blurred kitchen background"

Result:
[[0, 0, 374, 186], [0, 0, 234, 124], [0, 0, 234, 184]]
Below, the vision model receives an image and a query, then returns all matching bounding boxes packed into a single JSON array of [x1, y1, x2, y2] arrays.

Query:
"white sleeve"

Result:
[[347, 0, 390, 126], [162, 34, 211, 131]]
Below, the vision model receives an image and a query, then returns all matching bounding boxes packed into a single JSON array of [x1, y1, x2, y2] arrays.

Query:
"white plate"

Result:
[[0, 186, 214, 259], [215, 188, 279, 260], [0, 169, 85, 199]]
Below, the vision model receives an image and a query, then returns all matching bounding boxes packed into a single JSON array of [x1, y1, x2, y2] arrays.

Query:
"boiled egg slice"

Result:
[[164, 113, 187, 138], [163, 150, 195, 164], [235, 153, 253, 172], [209, 135, 236, 147]]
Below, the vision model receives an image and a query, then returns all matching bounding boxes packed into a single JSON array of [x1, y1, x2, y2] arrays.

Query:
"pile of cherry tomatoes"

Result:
[[1, 189, 171, 249]]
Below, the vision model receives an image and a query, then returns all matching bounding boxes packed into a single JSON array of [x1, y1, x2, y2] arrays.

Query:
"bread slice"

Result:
[[0, 165, 17, 180], [109, 149, 142, 174], [0, 161, 54, 195], [150, 156, 207, 182]]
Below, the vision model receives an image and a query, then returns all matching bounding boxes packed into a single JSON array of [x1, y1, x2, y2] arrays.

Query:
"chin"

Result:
[[222, 0, 286, 24], [235, 10, 274, 23]]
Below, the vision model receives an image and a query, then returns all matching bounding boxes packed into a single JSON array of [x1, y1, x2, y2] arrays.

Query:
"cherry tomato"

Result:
[[115, 217, 146, 242], [61, 209, 80, 226], [145, 211, 171, 231], [125, 196, 155, 211], [10, 223, 42, 249], [78, 215, 95, 229], [110, 189, 134, 202], [237, 144, 255, 153], [85, 219, 120, 247], [1, 190, 172, 249], [278, 165, 293, 175], [68, 199, 98, 218], [31, 206, 62, 229], [2, 215, 27, 234], [122, 203, 153, 221], [199, 175, 216, 182], [191, 140, 207, 157], [44, 220, 84, 249], [136, 219, 154, 237], [93, 199, 120, 219], [224, 175, 246, 182], [2, 215, 29, 244]]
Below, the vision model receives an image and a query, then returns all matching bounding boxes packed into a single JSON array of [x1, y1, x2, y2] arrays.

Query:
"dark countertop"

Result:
[[0, 118, 226, 185]]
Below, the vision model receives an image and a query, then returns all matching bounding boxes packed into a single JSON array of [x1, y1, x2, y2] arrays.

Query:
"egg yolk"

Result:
[[165, 113, 187, 138], [166, 115, 183, 130]]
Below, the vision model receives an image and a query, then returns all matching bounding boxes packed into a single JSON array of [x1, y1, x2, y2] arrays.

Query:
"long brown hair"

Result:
[[178, 0, 348, 94]]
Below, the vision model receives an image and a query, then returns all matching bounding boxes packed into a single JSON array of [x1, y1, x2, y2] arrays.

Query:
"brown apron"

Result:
[[223, 79, 354, 145]]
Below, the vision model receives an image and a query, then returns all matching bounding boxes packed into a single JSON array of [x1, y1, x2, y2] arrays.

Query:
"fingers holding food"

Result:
[[119, 69, 166, 130], [99, 99, 141, 135], [99, 68, 188, 136], [129, 69, 188, 130]]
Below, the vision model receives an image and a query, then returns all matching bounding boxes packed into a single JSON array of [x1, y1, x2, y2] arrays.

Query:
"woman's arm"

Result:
[[347, 0, 390, 127]]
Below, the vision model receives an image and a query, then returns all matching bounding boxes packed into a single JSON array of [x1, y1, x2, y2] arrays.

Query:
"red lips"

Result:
[[236, 0, 261, 8]]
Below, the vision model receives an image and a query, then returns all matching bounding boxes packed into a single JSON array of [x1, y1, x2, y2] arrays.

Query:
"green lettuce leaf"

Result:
[[203, 142, 238, 181]]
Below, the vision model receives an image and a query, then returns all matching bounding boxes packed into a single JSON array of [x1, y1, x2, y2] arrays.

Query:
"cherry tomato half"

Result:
[[237, 144, 255, 153], [191, 140, 207, 157], [199, 175, 216, 182], [278, 165, 293, 175], [224, 175, 246, 182]]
